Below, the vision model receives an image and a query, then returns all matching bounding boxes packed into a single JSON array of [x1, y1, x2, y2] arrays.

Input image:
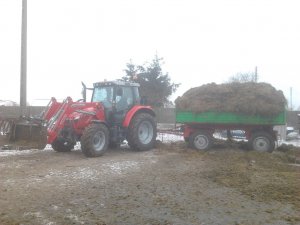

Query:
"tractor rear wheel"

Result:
[[127, 113, 157, 151], [81, 123, 109, 157], [52, 139, 74, 152]]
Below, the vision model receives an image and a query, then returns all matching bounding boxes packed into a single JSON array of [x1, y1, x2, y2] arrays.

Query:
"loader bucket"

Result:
[[0, 117, 47, 150]]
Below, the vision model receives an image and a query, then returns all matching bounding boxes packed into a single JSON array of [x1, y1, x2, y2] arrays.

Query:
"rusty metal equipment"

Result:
[[0, 116, 47, 150]]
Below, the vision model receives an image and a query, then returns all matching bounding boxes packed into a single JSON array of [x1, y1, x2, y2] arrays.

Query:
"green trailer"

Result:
[[176, 111, 286, 152]]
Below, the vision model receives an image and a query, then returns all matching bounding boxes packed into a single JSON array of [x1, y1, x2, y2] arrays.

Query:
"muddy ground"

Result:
[[0, 142, 300, 225]]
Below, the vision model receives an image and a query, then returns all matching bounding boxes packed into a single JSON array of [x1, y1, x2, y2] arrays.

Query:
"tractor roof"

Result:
[[93, 80, 140, 88]]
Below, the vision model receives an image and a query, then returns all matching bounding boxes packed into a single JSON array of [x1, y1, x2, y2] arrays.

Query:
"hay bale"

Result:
[[175, 82, 286, 116]]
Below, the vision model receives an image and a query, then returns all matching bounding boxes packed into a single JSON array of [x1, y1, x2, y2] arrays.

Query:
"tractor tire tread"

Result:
[[52, 139, 74, 152], [127, 113, 157, 151], [81, 123, 109, 157]]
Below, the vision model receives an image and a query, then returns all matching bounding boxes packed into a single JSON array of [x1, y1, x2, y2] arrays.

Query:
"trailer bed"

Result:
[[176, 111, 286, 125]]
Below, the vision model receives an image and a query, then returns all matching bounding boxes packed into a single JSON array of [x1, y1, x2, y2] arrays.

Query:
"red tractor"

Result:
[[0, 81, 157, 156], [44, 81, 157, 157]]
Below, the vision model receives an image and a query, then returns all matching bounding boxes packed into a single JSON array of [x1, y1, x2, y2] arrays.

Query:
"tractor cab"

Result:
[[88, 81, 141, 125]]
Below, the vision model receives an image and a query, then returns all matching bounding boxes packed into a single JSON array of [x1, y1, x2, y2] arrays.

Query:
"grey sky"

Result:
[[0, 0, 299, 109]]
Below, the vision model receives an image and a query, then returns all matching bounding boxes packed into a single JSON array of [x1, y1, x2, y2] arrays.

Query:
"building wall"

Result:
[[0, 106, 45, 119], [286, 111, 300, 131]]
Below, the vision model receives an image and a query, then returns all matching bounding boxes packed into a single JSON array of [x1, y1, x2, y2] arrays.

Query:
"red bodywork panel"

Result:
[[47, 97, 105, 144], [122, 105, 155, 128]]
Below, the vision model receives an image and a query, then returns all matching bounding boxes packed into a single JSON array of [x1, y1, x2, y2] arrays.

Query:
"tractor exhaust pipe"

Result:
[[81, 82, 87, 102], [81, 82, 93, 102]]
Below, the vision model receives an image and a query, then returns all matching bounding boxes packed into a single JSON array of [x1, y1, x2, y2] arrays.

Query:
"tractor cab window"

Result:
[[115, 86, 133, 112], [92, 86, 113, 108]]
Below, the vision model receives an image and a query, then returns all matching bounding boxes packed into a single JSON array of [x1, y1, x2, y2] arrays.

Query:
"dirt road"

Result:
[[1, 143, 300, 225]]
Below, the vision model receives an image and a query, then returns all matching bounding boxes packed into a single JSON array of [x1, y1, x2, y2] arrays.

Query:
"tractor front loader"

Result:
[[0, 97, 62, 150]]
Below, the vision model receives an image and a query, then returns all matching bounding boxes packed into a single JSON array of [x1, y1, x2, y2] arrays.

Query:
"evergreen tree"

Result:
[[122, 55, 180, 107]]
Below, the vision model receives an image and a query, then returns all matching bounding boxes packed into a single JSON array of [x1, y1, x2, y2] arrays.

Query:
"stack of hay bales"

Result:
[[175, 82, 286, 117]]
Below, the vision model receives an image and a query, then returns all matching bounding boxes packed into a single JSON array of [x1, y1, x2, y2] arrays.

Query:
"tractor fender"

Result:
[[91, 120, 109, 128], [122, 106, 155, 128]]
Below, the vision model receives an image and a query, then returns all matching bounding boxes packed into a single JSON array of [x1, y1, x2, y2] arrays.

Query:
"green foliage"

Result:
[[122, 55, 180, 107]]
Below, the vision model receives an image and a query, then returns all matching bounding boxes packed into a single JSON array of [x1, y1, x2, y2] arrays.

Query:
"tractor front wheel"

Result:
[[52, 139, 74, 152], [81, 124, 109, 157], [127, 113, 157, 151]]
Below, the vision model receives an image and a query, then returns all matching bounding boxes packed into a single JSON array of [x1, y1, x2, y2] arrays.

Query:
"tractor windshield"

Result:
[[92, 86, 113, 108]]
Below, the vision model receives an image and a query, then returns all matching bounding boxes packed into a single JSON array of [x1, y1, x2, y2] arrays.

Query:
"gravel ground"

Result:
[[0, 143, 300, 225]]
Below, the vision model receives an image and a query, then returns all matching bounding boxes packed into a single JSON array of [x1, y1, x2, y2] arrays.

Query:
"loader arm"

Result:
[[42, 97, 62, 122], [47, 97, 73, 144], [46, 97, 105, 145]]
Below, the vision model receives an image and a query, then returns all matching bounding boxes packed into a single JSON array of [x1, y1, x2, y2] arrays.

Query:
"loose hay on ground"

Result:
[[201, 149, 300, 210]]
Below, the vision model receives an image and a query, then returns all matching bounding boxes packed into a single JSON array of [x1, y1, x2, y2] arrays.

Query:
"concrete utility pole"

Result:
[[20, 0, 27, 114], [290, 87, 293, 110], [254, 66, 258, 82]]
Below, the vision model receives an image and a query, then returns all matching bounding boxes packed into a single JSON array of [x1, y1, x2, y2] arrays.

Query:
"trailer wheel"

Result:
[[127, 113, 157, 151], [52, 139, 74, 152], [81, 124, 109, 157], [189, 131, 212, 150], [248, 131, 275, 152]]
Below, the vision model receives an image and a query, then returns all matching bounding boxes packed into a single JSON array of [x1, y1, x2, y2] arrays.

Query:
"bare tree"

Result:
[[228, 72, 257, 83]]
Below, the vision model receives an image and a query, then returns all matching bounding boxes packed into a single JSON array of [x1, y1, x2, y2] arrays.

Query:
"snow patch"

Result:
[[105, 161, 140, 175], [157, 132, 183, 143], [24, 211, 56, 225], [66, 214, 84, 225], [0, 147, 54, 157], [43, 161, 143, 182], [3, 178, 15, 185], [45, 167, 99, 181], [0, 149, 37, 157], [279, 139, 300, 147], [71, 167, 99, 180], [52, 205, 59, 211]]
